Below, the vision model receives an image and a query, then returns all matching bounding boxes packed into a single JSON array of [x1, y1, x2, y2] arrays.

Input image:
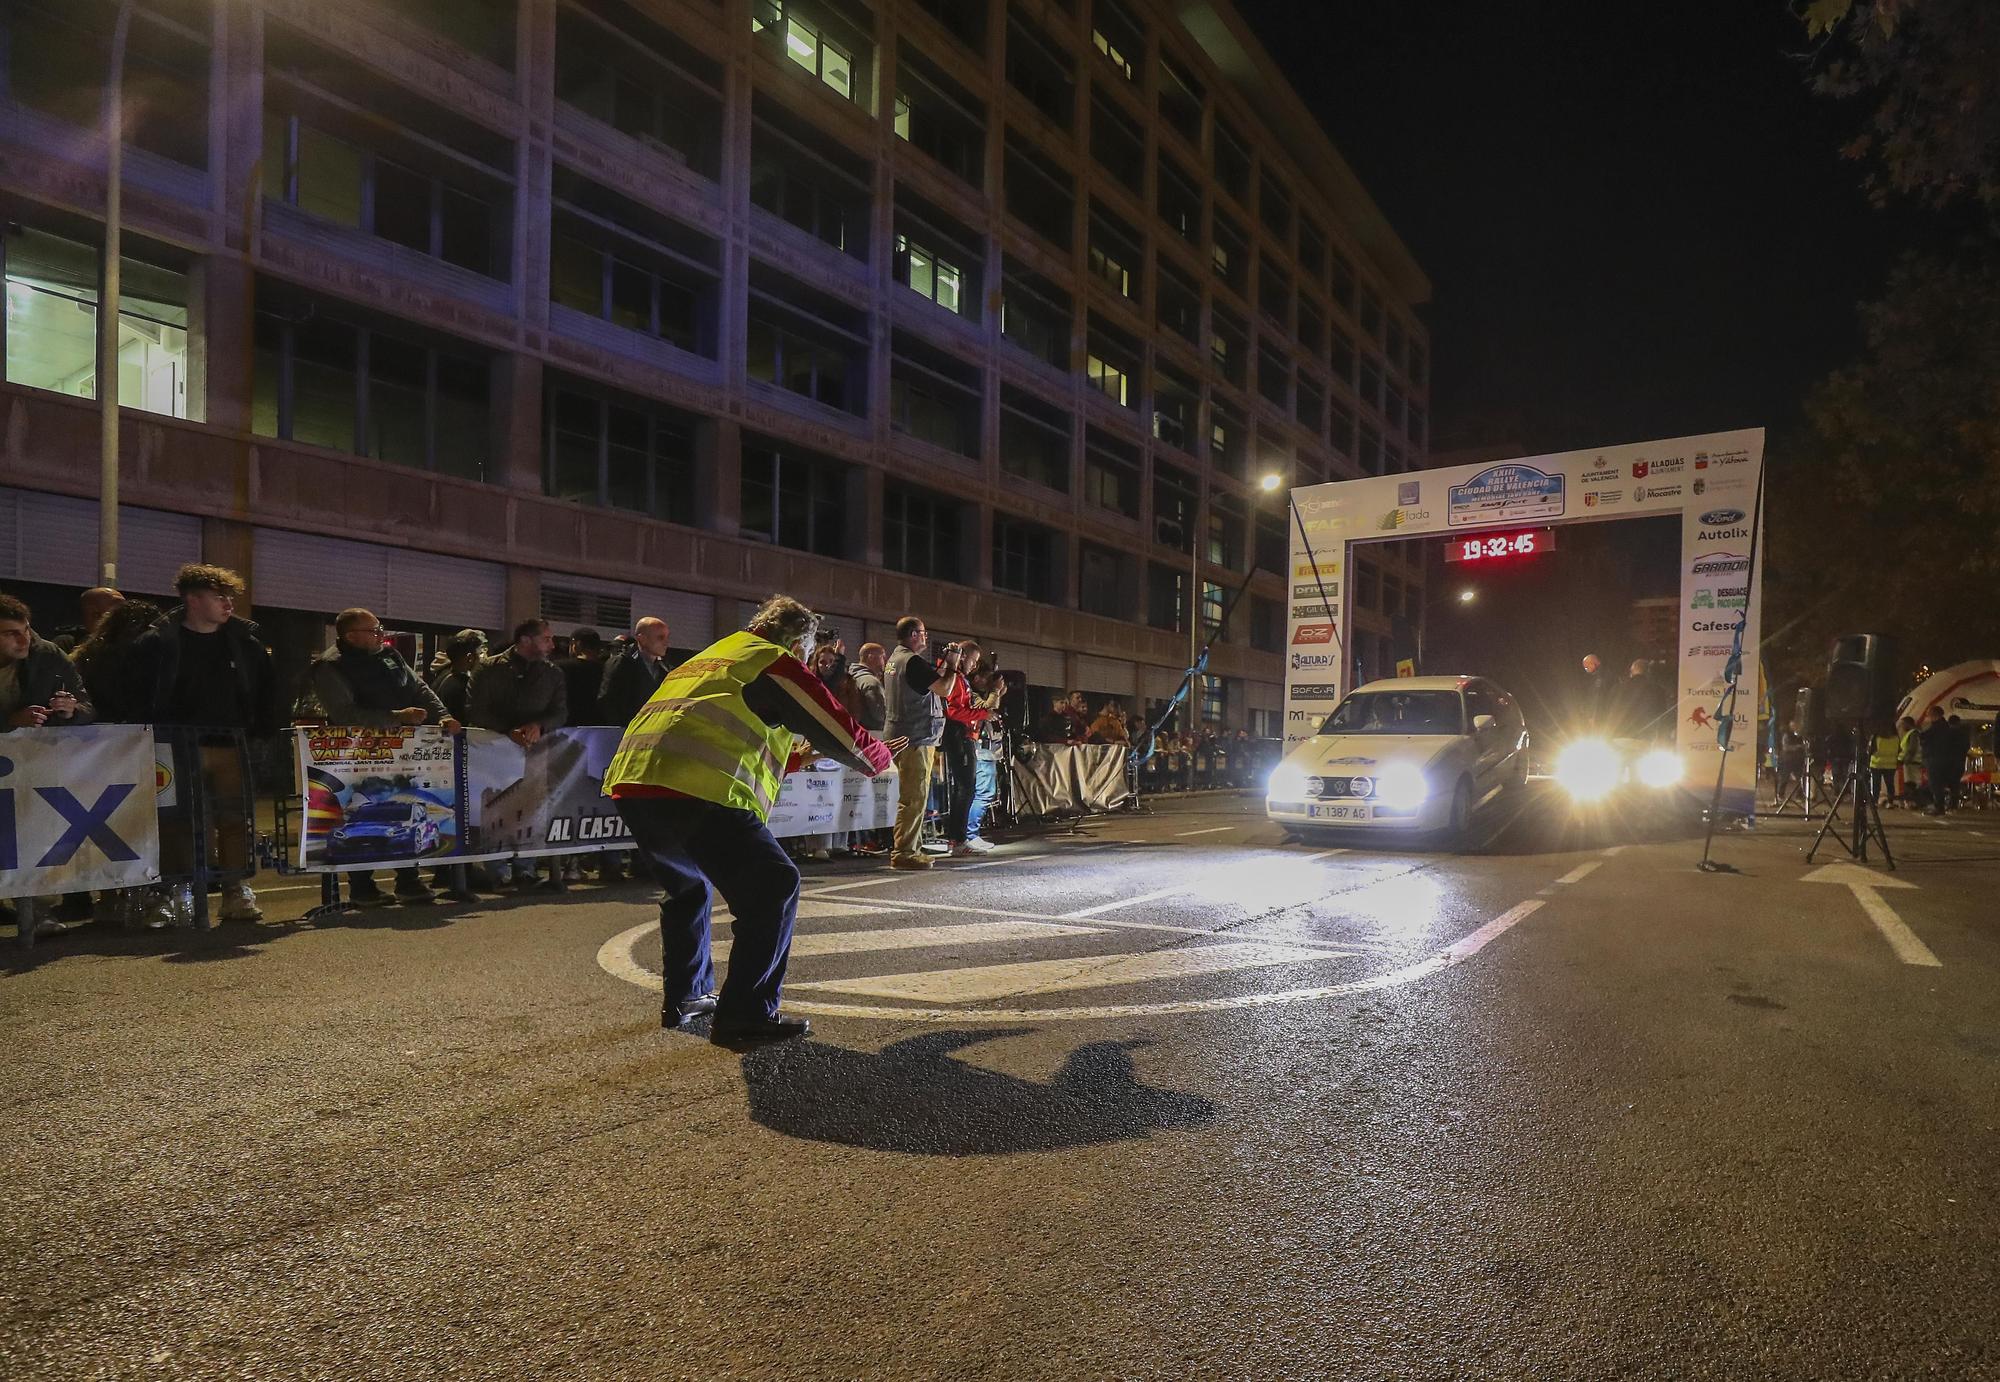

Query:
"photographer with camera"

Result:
[[885, 617, 966, 871]]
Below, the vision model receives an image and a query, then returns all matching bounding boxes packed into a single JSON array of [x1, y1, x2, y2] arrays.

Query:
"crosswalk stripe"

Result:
[[790, 940, 1341, 1003], [715, 919, 1104, 962]]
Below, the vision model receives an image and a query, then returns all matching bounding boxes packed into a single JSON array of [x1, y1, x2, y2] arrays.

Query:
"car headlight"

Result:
[[1636, 748, 1681, 789], [1376, 762, 1429, 811], [1556, 738, 1622, 802], [1266, 763, 1309, 800]]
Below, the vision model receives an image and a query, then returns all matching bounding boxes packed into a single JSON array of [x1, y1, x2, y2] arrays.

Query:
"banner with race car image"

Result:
[[296, 726, 467, 871]]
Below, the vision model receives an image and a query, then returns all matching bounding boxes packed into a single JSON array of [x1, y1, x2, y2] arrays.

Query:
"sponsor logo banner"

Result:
[[298, 726, 467, 868], [1289, 651, 1337, 670], [1295, 561, 1341, 579], [1447, 463, 1565, 527], [1291, 623, 1336, 645], [1291, 683, 1341, 700], [1292, 583, 1339, 599], [0, 724, 160, 899]]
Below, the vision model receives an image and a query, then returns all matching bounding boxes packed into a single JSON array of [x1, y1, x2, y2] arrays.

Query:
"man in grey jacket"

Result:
[[310, 608, 460, 906], [884, 617, 964, 871]]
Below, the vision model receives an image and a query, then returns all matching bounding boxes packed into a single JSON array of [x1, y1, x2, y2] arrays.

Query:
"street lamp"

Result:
[[1456, 587, 1476, 604], [98, 0, 136, 586]]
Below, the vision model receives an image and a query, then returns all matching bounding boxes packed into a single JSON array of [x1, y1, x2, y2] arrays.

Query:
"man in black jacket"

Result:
[[597, 617, 672, 728], [429, 629, 487, 722], [126, 564, 280, 924], [469, 618, 568, 889], [310, 608, 463, 906], [556, 627, 608, 727]]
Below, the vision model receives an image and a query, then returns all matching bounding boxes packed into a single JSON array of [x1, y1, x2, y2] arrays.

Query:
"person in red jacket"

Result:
[[940, 642, 994, 854]]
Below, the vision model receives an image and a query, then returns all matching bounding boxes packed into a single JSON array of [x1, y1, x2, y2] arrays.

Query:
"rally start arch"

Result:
[[1282, 428, 1765, 814]]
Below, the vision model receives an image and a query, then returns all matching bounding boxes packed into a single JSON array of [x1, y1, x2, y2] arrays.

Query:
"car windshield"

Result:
[[1318, 690, 1464, 736], [350, 802, 415, 823]]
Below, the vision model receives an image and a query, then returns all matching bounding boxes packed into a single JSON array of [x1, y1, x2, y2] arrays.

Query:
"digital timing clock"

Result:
[[1442, 529, 1555, 563]]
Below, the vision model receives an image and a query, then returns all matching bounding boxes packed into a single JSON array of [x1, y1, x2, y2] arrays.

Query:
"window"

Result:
[[555, 2, 722, 177], [399, 0, 516, 67], [1157, 153, 1202, 244], [252, 289, 489, 481], [1157, 259, 1201, 346], [1332, 252, 1356, 311], [1330, 397, 1356, 462], [750, 98, 871, 258], [3, 226, 189, 420], [1212, 118, 1251, 203], [1296, 371, 1325, 434], [1258, 171, 1293, 244], [1359, 286, 1384, 340], [1207, 493, 1244, 571], [1004, 132, 1075, 250], [1079, 543, 1135, 620], [1000, 258, 1073, 369], [1147, 563, 1188, 633], [1408, 402, 1427, 448], [1199, 581, 1226, 637], [1298, 218, 1327, 282], [545, 383, 697, 522], [884, 483, 962, 581], [1199, 673, 1225, 725], [1000, 386, 1072, 492], [747, 267, 867, 416], [1357, 560, 1379, 612], [1158, 53, 1203, 145], [890, 331, 982, 457], [894, 222, 973, 318], [1091, 0, 1141, 81], [1360, 422, 1383, 476], [1331, 326, 1356, 387], [1255, 509, 1287, 572], [753, 0, 865, 102], [1210, 307, 1247, 389], [1153, 462, 1197, 552], [1087, 203, 1142, 302], [1089, 88, 1145, 194], [1359, 357, 1383, 411], [1296, 296, 1326, 356], [550, 178, 720, 356], [1257, 349, 1289, 410], [911, 0, 986, 51], [1006, 14, 1073, 128], [1257, 256, 1292, 327], [740, 439, 847, 554], [1250, 596, 1283, 653], [1212, 212, 1247, 295], [895, 50, 986, 187], [1209, 402, 1245, 479], [1408, 340, 1428, 388], [264, 111, 505, 278], [6, 0, 210, 168], [1152, 364, 1197, 453], [1084, 427, 1141, 517], [1085, 316, 1138, 409], [993, 514, 1060, 602], [1386, 317, 1406, 371]]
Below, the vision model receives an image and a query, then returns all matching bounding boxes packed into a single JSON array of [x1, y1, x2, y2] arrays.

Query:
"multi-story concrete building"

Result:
[[0, 0, 1428, 730]]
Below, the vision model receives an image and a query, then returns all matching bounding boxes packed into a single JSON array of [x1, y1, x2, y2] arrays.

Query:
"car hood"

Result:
[[335, 821, 414, 835], [1285, 734, 1458, 775]]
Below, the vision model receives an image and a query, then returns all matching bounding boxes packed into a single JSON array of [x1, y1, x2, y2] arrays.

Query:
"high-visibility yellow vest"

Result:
[[602, 631, 792, 820], [1869, 732, 1901, 770]]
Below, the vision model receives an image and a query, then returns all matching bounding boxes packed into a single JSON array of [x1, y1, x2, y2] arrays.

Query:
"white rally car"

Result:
[[1266, 676, 1531, 846]]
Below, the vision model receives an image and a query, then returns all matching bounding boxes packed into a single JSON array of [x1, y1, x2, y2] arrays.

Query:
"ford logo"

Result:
[[1700, 508, 1744, 526]]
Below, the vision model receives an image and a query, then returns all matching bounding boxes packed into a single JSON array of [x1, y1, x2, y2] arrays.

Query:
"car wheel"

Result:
[[1445, 778, 1475, 847]]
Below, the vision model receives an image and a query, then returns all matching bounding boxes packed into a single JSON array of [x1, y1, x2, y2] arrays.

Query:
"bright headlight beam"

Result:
[[1376, 762, 1429, 811], [1555, 738, 1623, 803], [1266, 763, 1308, 800], [1637, 747, 1682, 789]]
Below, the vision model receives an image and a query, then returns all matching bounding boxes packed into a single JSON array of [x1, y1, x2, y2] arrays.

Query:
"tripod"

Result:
[[1771, 745, 1817, 817], [1806, 722, 1895, 868]]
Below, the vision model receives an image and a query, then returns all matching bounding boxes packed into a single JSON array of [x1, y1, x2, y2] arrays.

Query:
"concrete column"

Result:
[[514, 0, 558, 331], [491, 353, 544, 493], [504, 565, 541, 628], [214, 0, 264, 254], [965, 499, 993, 591], [850, 463, 881, 567], [699, 415, 742, 534], [190, 256, 254, 432], [201, 516, 256, 607]]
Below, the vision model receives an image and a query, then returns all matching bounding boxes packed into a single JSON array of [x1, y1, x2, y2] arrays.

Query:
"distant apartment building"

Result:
[[0, 0, 1429, 730]]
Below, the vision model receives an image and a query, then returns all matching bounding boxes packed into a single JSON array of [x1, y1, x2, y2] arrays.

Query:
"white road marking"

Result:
[[595, 898, 1547, 1021], [1800, 863, 1940, 968], [1554, 862, 1600, 886], [1062, 885, 1194, 919], [791, 940, 1341, 1003], [1175, 826, 1234, 837], [717, 919, 1105, 962], [1600, 845, 1627, 856]]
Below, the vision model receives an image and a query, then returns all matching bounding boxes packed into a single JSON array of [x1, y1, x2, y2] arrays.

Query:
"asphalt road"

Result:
[[5, 786, 1997, 1380]]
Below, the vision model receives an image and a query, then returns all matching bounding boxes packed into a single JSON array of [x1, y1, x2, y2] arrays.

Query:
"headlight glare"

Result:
[[1266, 763, 1309, 800], [1637, 748, 1682, 790], [1376, 763, 1429, 811], [1556, 738, 1622, 802]]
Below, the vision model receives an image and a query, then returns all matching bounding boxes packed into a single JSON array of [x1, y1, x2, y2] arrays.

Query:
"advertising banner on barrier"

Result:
[[466, 727, 631, 858], [296, 726, 467, 870], [0, 725, 160, 898]]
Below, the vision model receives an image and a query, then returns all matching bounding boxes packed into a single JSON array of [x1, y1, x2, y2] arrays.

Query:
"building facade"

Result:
[[0, 0, 1429, 730]]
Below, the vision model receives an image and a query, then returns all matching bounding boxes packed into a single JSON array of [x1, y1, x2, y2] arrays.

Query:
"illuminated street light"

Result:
[[1259, 472, 1283, 492], [1457, 588, 1477, 604]]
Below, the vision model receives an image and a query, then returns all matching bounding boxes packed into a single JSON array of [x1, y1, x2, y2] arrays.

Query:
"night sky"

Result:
[[1241, 0, 1911, 457]]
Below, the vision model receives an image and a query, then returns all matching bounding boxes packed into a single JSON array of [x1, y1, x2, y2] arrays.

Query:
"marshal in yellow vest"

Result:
[[602, 631, 795, 820]]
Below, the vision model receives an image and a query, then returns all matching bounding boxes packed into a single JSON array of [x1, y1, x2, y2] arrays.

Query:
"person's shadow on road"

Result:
[[739, 1029, 1215, 1155]]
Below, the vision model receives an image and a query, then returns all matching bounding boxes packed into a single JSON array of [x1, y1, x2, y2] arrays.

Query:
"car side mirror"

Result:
[[1472, 713, 1497, 734]]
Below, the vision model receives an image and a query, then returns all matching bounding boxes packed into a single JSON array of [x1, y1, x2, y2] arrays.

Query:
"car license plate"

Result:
[[1308, 804, 1367, 820]]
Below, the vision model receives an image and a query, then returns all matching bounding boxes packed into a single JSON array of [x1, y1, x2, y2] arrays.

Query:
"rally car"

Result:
[[326, 799, 441, 862], [1265, 677, 1531, 847]]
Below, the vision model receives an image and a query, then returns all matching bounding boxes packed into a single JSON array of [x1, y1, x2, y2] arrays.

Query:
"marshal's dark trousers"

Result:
[[614, 794, 803, 1021]]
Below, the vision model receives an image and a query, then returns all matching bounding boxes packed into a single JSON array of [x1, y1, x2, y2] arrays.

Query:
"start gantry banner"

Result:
[[0, 724, 161, 898], [1283, 428, 1765, 815]]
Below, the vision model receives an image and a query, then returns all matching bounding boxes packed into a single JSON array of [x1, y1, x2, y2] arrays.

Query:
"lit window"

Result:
[[1087, 354, 1127, 405], [1211, 242, 1229, 277], [894, 94, 911, 140], [786, 16, 818, 70], [1092, 29, 1133, 81], [821, 39, 853, 97], [895, 233, 966, 316]]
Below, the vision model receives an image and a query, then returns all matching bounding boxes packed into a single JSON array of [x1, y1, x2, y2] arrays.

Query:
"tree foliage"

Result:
[[1766, 253, 2000, 678], [1801, 0, 2000, 220]]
